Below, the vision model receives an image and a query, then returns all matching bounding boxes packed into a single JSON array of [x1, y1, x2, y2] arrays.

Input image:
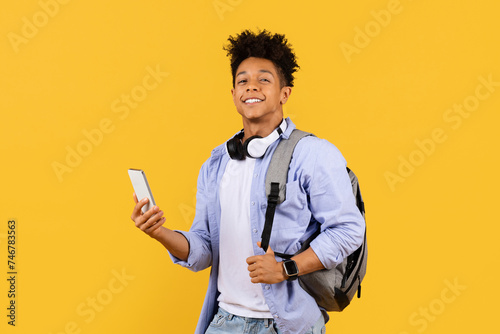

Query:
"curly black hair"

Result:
[[223, 29, 299, 88]]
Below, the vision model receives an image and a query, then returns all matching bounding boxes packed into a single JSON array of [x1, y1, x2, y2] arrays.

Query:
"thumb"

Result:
[[266, 245, 275, 255], [257, 242, 274, 255]]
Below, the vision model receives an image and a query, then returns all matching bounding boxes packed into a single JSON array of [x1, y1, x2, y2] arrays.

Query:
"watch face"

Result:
[[284, 260, 298, 276]]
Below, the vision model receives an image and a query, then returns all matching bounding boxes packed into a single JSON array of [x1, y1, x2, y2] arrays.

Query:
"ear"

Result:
[[280, 86, 292, 104], [231, 87, 237, 106]]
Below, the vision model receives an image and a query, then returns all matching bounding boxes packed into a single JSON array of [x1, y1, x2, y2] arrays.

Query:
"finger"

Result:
[[145, 216, 166, 233], [131, 197, 150, 220], [134, 204, 159, 227], [147, 209, 164, 225], [141, 210, 164, 231], [256, 241, 274, 255], [248, 265, 261, 276], [143, 204, 160, 217], [250, 276, 261, 284], [133, 193, 138, 204], [246, 255, 258, 265], [156, 216, 166, 228]]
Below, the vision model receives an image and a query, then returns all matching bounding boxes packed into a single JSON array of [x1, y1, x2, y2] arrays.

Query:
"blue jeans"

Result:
[[205, 307, 326, 334]]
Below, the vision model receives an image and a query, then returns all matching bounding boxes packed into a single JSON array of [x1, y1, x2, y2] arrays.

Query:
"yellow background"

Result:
[[1, 0, 499, 333]]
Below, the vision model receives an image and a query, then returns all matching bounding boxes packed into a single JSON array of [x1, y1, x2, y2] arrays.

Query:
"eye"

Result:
[[237, 79, 247, 84], [260, 78, 270, 82]]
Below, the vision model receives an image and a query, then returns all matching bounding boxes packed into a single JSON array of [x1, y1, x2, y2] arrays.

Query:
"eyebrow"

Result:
[[235, 69, 274, 77]]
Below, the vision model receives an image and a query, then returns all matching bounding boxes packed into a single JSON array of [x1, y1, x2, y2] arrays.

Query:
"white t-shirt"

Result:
[[217, 157, 272, 318]]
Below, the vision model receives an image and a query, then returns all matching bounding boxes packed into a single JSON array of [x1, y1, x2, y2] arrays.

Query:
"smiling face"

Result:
[[231, 57, 291, 131]]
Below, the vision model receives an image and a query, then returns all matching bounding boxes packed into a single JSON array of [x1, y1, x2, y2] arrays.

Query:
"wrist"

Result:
[[282, 259, 299, 281], [279, 262, 288, 282], [150, 226, 167, 240]]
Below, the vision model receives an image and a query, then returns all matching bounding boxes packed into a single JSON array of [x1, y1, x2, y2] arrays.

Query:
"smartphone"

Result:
[[128, 169, 156, 213]]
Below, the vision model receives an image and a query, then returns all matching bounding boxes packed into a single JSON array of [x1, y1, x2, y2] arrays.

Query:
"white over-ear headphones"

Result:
[[226, 119, 287, 160]]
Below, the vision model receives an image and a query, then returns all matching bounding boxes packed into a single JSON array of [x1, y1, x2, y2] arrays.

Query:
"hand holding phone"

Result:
[[128, 169, 189, 260]]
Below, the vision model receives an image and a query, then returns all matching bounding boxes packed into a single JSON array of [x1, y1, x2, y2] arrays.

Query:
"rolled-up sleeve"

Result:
[[169, 160, 213, 272], [306, 139, 365, 270]]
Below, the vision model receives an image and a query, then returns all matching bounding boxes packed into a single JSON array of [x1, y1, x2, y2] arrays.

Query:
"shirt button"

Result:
[[254, 173, 258, 178], [265, 285, 270, 290], [251, 201, 255, 206], [253, 229, 258, 234]]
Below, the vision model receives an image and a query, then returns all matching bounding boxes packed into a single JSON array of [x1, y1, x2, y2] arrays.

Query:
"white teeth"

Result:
[[245, 98, 262, 103]]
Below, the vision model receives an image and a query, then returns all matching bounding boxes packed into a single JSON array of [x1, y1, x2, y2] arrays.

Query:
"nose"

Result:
[[246, 79, 259, 91]]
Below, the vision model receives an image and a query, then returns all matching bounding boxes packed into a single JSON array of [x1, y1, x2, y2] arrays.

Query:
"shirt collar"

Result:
[[281, 117, 296, 140]]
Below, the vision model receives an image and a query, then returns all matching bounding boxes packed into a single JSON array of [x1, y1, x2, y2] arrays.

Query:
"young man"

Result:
[[130, 30, 365, 334]]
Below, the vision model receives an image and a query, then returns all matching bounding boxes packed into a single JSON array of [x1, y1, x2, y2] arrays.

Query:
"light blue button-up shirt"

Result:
[[170, 118, 365, 334]]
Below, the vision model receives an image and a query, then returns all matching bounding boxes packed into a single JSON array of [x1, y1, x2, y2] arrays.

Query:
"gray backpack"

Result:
[[261, 129, 367, 312]]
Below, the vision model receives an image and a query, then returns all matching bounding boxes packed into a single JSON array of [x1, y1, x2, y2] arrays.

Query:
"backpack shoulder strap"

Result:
[[346, 167, 365, 217], [265, 129, 312, 204], [261, 129, 312, 252]]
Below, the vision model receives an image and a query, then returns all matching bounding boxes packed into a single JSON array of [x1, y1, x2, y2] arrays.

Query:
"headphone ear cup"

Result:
[[227, 136, 245, 160], [242, 135, 263, 158]]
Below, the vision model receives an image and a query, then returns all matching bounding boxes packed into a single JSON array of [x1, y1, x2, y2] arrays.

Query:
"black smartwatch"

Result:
[[282, 259, 299, 281]]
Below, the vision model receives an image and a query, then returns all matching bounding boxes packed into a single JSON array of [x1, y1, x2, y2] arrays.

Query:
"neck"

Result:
[[241, 115, 283, 142]]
